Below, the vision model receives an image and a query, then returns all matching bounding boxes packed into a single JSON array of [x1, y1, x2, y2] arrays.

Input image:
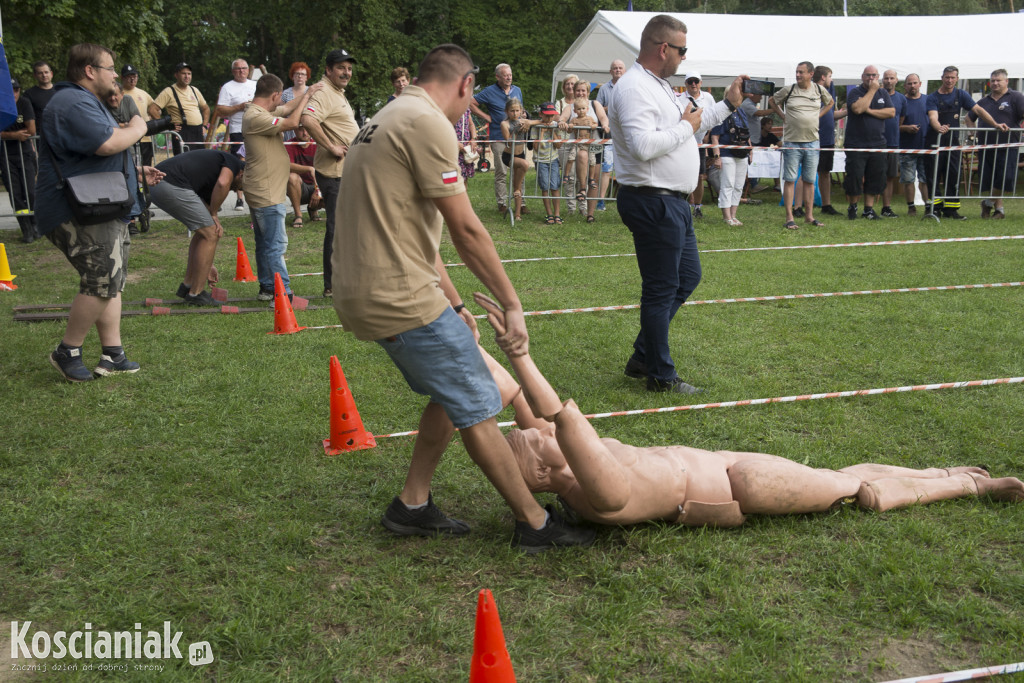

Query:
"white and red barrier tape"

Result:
[[299, 282, 1022, 330], [285, 235, 1024, 276], [878, 660, 1024, 683], [371, 376, 1024, 438]]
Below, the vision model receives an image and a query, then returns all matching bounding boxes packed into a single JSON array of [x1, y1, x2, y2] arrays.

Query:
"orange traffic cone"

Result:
[[0, 243, 18, 291], [234, 237, 257, 282], [269, 272, 305, 335], [323, 355, 376, 455], [470, 589, 516, 683]]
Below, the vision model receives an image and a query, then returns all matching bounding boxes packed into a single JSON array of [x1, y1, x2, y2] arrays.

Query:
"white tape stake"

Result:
[[373, 376, 1024, 439], [877, 660, 1024, 683]]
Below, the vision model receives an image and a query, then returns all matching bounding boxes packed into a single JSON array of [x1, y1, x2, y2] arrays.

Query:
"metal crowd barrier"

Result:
[[1, 134, 37, 223], [928, 126, 1023, 223]]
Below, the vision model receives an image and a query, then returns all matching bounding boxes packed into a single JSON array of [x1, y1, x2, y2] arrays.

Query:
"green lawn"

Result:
[[1, 174, 1022, 681]]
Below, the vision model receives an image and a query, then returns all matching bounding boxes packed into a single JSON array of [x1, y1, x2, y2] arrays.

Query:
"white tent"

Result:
[[552, 10, 1024, 96]]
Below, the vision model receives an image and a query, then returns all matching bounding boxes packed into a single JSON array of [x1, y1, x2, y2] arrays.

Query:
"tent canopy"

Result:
[[552, 10, 1024, 97]]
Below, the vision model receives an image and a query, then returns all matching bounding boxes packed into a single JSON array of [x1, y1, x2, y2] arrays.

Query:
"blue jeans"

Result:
[[375, 308, 502, 429], [781, 141, 820, 182], [617, 187, 702, 383], [250, 203, 290, 294]]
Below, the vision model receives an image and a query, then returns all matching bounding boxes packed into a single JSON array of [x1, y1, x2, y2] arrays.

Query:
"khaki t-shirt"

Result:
[[771, 83, 833, 143], [123, 86, 154, 142], [332, 85, 465, 340], [153, 84, 208, 126], [241, 103, 289, 208], [304, 77, 360, 178]]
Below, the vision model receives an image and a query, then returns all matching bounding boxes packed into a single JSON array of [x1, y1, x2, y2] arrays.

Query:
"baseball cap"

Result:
[[326, 49, 357, 67], [539, 102, 558, 116], [174, 62, 191, 73], [11, 77, 20, 90], [121, 64, 139, 77], [685, 72, 702, 83]]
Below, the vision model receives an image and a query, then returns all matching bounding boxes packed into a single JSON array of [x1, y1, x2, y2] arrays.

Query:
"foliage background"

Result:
[[3, 0, 1017, 120]]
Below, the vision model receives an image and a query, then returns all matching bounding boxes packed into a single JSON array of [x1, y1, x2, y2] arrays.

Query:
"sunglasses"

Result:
[[664, 42, 687, 57], [685, 78, 700, 85]]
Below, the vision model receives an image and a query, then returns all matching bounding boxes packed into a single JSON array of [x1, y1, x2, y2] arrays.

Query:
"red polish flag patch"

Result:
[[272, 118, 280, 125], [306, 105, 316, 113], [441, 170, 459, 184]]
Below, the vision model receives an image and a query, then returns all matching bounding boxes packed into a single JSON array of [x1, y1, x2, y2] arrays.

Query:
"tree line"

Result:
[[4, 0, 1010, 120]]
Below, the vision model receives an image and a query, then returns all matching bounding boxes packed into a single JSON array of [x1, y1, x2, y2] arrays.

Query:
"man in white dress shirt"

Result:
[[610, 14, 745, 394]]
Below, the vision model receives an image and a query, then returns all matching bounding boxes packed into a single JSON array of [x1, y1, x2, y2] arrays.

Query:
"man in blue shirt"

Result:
[[843, 65, 894, 220], [880, 69, 907, 217], [470, 63, 522, 215], [969, 68, 1024, 219], [37, 43, 163, 381], [898, 74, 930, 215], [814, 66, 846, 216], [924, 65, 1007, 220]]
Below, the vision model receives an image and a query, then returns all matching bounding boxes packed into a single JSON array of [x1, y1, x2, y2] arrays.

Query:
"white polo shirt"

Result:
[[218, 79, 257, 134], [610, 62, 732, 193]]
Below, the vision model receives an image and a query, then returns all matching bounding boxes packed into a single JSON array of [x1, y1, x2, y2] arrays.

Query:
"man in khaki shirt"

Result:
[[120, 64, 155, 165], [150, 62, 210, 155], [300, 48, 360, 297], [333, 44, 593, 553], [242, 74, 322, 299]]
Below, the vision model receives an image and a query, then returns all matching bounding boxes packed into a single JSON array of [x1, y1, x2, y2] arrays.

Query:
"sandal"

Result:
[[554, 216, 563, 224], [576, 189, 587, 204], [806, 219, 825, 227], [586, 215, 596, 223], [544, 215, 556, 225], [291, 217, 303, 228], [783, 220, 799, 230]]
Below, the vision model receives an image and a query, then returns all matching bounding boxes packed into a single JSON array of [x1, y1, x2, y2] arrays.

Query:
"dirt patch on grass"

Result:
[[863, 635, 983, 680], [125, 266, 160, 285]]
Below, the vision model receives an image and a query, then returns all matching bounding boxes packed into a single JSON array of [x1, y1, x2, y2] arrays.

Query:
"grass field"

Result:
[[1, 173, 1023, 682]]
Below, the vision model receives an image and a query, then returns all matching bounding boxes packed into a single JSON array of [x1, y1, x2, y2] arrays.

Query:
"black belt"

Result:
[[622, 185, 686, 200]]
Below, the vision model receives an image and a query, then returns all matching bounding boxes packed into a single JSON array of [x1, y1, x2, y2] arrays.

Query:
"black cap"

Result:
[[326, 49, 356, 67], [122, 64, 139, 77], [174, 62, 191, 73], [11, 77, 20, 90]]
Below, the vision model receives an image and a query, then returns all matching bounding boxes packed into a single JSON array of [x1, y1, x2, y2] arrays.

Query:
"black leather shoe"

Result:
[[624, 357, 647, 379], [647, 376, 703, 394]]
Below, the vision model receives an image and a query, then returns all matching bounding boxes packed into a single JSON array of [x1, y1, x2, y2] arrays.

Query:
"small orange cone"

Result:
[[269, 272, 305, 335], [0, 243, 18, 291], [234, 237, 257, 282], [470, 589, 516, 683], [323, 355, 376, 455]]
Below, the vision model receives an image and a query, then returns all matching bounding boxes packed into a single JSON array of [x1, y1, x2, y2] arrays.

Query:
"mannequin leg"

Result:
[[727, 455, 862, 515]]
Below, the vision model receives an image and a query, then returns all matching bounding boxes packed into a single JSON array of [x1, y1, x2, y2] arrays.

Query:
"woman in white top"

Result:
[[561, 80, 610, 221], [555, 75, 579, 214]]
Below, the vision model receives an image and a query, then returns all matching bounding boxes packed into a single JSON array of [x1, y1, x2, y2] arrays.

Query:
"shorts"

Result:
[[899, 154, 927, 184], [535, 159, 560, 192], [375, 307, 502, 429], [300, 182, 315, 204], [819, 150, 834, 175], [843, 151, 887, 196], [885, 150, 899, 178], [500, 150, 526, 167], [602, 145, 614, 173], [589, 144, 603, 166], [781, 141, 820, 183], [47, 218, 130, 298], [149, 181, 213, 232]]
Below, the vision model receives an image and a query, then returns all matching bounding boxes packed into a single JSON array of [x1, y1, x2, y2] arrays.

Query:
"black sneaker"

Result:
[[94, 352, 140, 377], [943, 209, 967, 221], [623, 357, 647, 379], [127, 221, 139, 236], [381, 494, 470, 537], [647, 376, 703, 394], [175, 282, 189, 299], [256, 288, 274, 301], [862, 208, 880, 220], [693, 206, 703, 219], [821, 204, 841, 216], [49, 345, 94, 382], [183, 290, 218, 306], [235, 197, 244, 210], [512, 504, 595, 555], [792, 207, 805, 218], [847, 204, 858, 220], [880, 207, 898, 218]]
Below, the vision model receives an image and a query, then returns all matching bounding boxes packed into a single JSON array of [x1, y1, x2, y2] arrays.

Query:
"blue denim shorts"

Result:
[[535, 159, 561, 192], [375, 307, 502, 429], [782, 141, 820, 183], [899, 154, 928, 184]]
